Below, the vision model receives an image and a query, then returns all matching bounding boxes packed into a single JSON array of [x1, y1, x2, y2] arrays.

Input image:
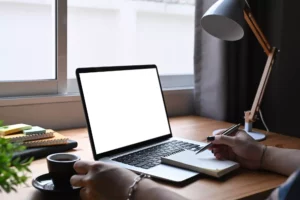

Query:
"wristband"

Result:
[[127, 173, 151, 200], [260, 145, 267, 169]]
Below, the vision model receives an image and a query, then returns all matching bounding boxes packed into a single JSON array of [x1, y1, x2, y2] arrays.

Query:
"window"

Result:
[[0, 0, 57, 97], [67, 0, 195, 92], [1, 0, 195, 98]]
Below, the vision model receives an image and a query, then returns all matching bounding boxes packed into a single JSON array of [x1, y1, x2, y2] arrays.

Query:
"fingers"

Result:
[[211, 145, 229, 160], [209, 144, 237, 161], [213, 129, 226, 136], [70, 175, 86, 187], [208, 144, 223, 151], [212, 145, 227, 154], [212, 135, 236, 147], [214, 152, 226, 160], [74, 160, 96, 174], [80, 187, 89, 200], [236, 129, 254, 140]]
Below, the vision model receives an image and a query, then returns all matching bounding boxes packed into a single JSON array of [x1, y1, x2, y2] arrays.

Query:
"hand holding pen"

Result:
[[198, 126, 268, 170], [195, 124, 241, 155]]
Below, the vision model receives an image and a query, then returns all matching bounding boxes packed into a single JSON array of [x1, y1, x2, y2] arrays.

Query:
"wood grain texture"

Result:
[[2, 116, 299, 200]]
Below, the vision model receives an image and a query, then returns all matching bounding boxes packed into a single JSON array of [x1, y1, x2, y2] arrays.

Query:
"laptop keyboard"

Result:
[[112, 140, 201, 169]]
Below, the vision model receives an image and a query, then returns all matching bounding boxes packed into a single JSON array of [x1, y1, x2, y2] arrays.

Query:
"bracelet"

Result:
[[127, 173, 151, 200], [260, 145, 267, 169]]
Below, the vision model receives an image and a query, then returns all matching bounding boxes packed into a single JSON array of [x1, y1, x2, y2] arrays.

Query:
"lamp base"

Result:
[[244, 130, 266, 141], [212, 129, 266, 141]]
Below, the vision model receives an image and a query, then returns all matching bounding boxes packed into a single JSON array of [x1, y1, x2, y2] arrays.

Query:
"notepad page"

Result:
[[161, 150, 239, 177]]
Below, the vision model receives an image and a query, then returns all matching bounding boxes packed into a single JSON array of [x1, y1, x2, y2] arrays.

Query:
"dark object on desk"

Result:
[[12, 140, 78, 161], [47, 153, 80, 189], [32, 173, 80, 195]]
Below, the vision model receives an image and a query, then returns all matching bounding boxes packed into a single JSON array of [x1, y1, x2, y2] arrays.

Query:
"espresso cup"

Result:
[[47, 153, 80, 189]]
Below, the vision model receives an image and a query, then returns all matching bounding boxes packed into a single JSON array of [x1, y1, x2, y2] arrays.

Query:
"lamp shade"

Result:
[[201, 0, 245, 41]]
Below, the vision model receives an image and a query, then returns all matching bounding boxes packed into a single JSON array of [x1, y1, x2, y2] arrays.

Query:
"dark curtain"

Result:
[[194, 0, 300, 136], [194, 0, 254, 123]]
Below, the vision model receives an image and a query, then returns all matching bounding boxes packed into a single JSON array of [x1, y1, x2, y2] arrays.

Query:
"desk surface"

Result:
[[1, 116, 300, 200]]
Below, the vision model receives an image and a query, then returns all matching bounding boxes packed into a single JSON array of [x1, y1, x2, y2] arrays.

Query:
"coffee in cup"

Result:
[[47, 153, 80, 189]]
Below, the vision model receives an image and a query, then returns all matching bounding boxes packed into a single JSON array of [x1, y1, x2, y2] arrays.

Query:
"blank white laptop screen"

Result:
[[79, 68, 171, 155]]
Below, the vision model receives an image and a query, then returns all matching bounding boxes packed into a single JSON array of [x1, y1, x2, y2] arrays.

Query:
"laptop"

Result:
[[76, 65, 206, 182]]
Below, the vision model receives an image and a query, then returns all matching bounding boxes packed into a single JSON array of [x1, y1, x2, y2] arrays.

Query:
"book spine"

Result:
[[10, 132, 54, 143], [24, 138, 68, 148], [2, 128, 23, 136]]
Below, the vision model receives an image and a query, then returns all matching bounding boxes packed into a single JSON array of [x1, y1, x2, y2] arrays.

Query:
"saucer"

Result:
[[32, 173, 81, 194]]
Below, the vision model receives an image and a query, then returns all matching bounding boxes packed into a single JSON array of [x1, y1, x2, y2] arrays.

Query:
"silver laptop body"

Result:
[[76, 65, 205, 182]]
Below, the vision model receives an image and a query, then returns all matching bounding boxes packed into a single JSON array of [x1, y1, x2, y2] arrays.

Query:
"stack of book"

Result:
[[0, 124, 77, 160], [0, 124, 68, 147]]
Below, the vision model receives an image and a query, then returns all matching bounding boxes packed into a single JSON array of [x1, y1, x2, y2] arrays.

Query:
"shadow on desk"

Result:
[[31, 191, 80, 200]]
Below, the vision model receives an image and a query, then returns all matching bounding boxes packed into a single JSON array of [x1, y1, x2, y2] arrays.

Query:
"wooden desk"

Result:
[[1, 116, 300, 200]]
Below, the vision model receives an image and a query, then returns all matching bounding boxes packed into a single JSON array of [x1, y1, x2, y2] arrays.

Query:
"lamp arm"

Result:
[[245, 47, 277, 123], [242, 6, 278, 123], [244, 8, 271, 55]]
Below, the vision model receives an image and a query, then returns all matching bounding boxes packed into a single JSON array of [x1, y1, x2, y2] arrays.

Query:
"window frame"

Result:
[[0, 0, 67, 98], [56, 0, 67, 94], [67, 74, 194, 93]]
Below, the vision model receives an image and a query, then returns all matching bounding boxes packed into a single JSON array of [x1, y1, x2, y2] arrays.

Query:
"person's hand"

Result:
[[208, 130, 265, 170], [70, 161, 137, 200]]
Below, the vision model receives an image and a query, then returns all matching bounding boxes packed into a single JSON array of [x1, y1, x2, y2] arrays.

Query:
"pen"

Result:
[[195, 123, 241, 155]]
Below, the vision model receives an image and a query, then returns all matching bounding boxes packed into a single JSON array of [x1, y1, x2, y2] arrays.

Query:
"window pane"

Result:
[[136, 12, 194, 75], [0, 0, 55, 81], [68, 0, 195, 78]]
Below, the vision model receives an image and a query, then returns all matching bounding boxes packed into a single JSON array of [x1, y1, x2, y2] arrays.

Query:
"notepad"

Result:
[[0, 124, 32, 136], [161, 150, 240, 178], [2, 129, 68, 148], [23, 126, 46, 135], [22, 131, 69, 148], [2, 129, 54, 143]]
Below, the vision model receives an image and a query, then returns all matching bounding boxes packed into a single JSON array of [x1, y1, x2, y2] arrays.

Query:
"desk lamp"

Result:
[[201, 0, 278, 141]]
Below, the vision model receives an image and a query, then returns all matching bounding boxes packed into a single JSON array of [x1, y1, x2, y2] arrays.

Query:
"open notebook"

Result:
[[161, 150, 240, 178]]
